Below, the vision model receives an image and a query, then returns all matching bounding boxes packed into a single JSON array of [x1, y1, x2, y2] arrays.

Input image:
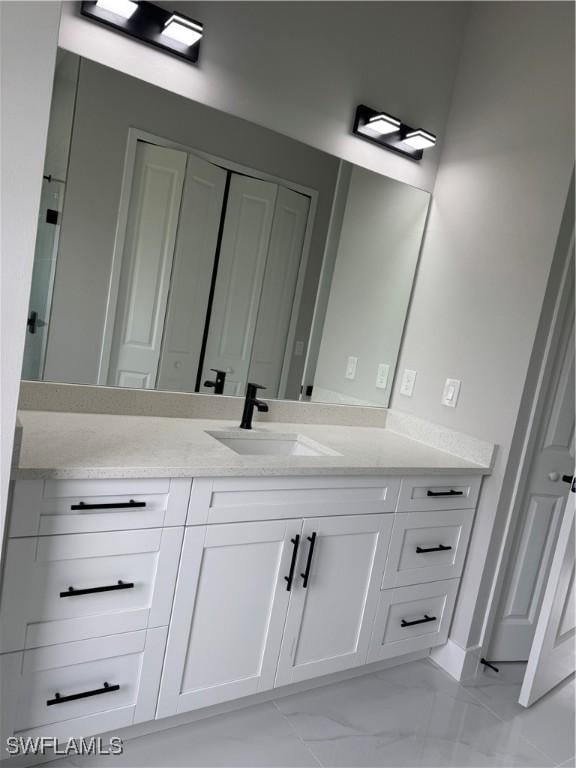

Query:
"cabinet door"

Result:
[[275, 514, 393, 686], [158, 519, 301, 717]]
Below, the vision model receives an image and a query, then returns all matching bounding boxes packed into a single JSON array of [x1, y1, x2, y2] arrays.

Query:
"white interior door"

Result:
[[248, 187, 310, 398], [156, 155, 227, 392], [519, 489, 575, 707], [157, 519, 301, 717], [275, 514, 393, 686], [200, 175, 277, 396], [108, 142, 187, 389], [490, 306, 575, 661]]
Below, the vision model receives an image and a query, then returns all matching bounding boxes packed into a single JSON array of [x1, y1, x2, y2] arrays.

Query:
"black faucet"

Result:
[[204, 369, 227, 395], [240, 383, 269, 429]]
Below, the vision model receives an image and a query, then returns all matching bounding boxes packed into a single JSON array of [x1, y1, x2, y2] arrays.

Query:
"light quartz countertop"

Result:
[[16, 410, 493, 480]]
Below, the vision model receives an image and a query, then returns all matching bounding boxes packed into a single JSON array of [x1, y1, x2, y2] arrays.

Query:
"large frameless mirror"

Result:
[[23, 51, 430, 407]]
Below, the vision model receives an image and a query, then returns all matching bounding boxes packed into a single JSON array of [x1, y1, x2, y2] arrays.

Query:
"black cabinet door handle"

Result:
[[60, 580, 134, 598], [300, 531, 317, 588], [284, 535, 300, 591], [70, 499, 146, 511], [401, 614, 437, 628], [47, 681, 120, 706], [426, 489, 463, 497], [416, 544, 453, 554]]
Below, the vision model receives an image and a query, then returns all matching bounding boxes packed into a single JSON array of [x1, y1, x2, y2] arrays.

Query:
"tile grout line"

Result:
[[271, 699, 325, 768]]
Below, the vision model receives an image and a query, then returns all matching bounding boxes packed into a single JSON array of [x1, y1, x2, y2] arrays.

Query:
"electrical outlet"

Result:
[[345, 356, 358, 380], [442, 378, 461, 407], [376, 363, 390, 390], [400, 369, 417, 397]]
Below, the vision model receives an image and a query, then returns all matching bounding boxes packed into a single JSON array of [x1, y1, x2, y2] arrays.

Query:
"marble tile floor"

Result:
[[51, 659, 574, 768]]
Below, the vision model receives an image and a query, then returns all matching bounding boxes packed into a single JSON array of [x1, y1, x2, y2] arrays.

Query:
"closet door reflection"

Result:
[[248, 187, 309, 397], [108, 143, 187, 389], [106, 139, 311, 397], [157, 155, 227, 392], [200, 180, 310, 398], [199, 175, 277, 396]]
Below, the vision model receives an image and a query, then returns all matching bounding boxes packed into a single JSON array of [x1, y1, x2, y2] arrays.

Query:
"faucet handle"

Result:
[[246, 382, 266, 396], [204, 369, 227, 395]]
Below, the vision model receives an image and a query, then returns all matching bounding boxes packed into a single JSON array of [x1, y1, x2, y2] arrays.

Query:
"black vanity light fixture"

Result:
[[353, 105, 436, 161], [80, 1, 204, 64]]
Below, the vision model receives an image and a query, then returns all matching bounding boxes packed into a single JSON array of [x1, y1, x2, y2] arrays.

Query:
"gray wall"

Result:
[[313, 166, 429, 406], [44, 59, 339, 386], [59, 1, 469, 193], [390, 1, 575, 655]]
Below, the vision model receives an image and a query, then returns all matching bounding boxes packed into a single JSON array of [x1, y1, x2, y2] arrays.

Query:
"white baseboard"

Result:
[[430, 640, 482, 681]]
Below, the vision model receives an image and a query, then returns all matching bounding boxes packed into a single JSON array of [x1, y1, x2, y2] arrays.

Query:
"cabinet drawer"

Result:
[[397, 475, 481, 513], [0, 629, 166, 742], [187, 476, 400, 525], [367, 580, 458, 662], [9, 478, 191, 537], [0, 528, 183, 652], [382, 509, 474, 589]]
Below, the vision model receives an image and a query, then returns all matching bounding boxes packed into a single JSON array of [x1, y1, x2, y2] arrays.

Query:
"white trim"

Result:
[[429, 640, 482, 682], [98, 127, 318, 394]]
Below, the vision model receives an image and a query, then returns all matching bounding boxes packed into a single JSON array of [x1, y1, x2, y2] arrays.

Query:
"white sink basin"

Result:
[[207, 431, 338, 457]]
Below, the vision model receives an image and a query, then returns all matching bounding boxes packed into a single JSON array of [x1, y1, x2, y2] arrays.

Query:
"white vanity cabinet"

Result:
[[157, 474, 479, 718], [158, 512, 394, 716], [0, 470, 482, 748], [0, 477, 192, 746]]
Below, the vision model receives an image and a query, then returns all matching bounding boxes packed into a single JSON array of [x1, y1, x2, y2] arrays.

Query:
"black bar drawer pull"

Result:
[[426, 489, 463, 498], [301, 531, 317, 588], [60, 580, 134, 598], [47, 681, 120, 707], [71, 499, 146, 511], [416, 544, 453, 554], [284, 535, 300, 592], [401, 614, 437, 628]]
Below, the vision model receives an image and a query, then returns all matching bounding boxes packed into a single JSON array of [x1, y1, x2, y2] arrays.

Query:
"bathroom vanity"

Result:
[[0, 408, 492, 747], [1, 37, 498, 752]]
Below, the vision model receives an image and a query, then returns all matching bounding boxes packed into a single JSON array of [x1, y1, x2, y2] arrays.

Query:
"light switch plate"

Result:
[[376, 363, 390, 390], [345, 356, 358, 380], [442, 378, 461, 407], [400, 369, 416, 397]]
